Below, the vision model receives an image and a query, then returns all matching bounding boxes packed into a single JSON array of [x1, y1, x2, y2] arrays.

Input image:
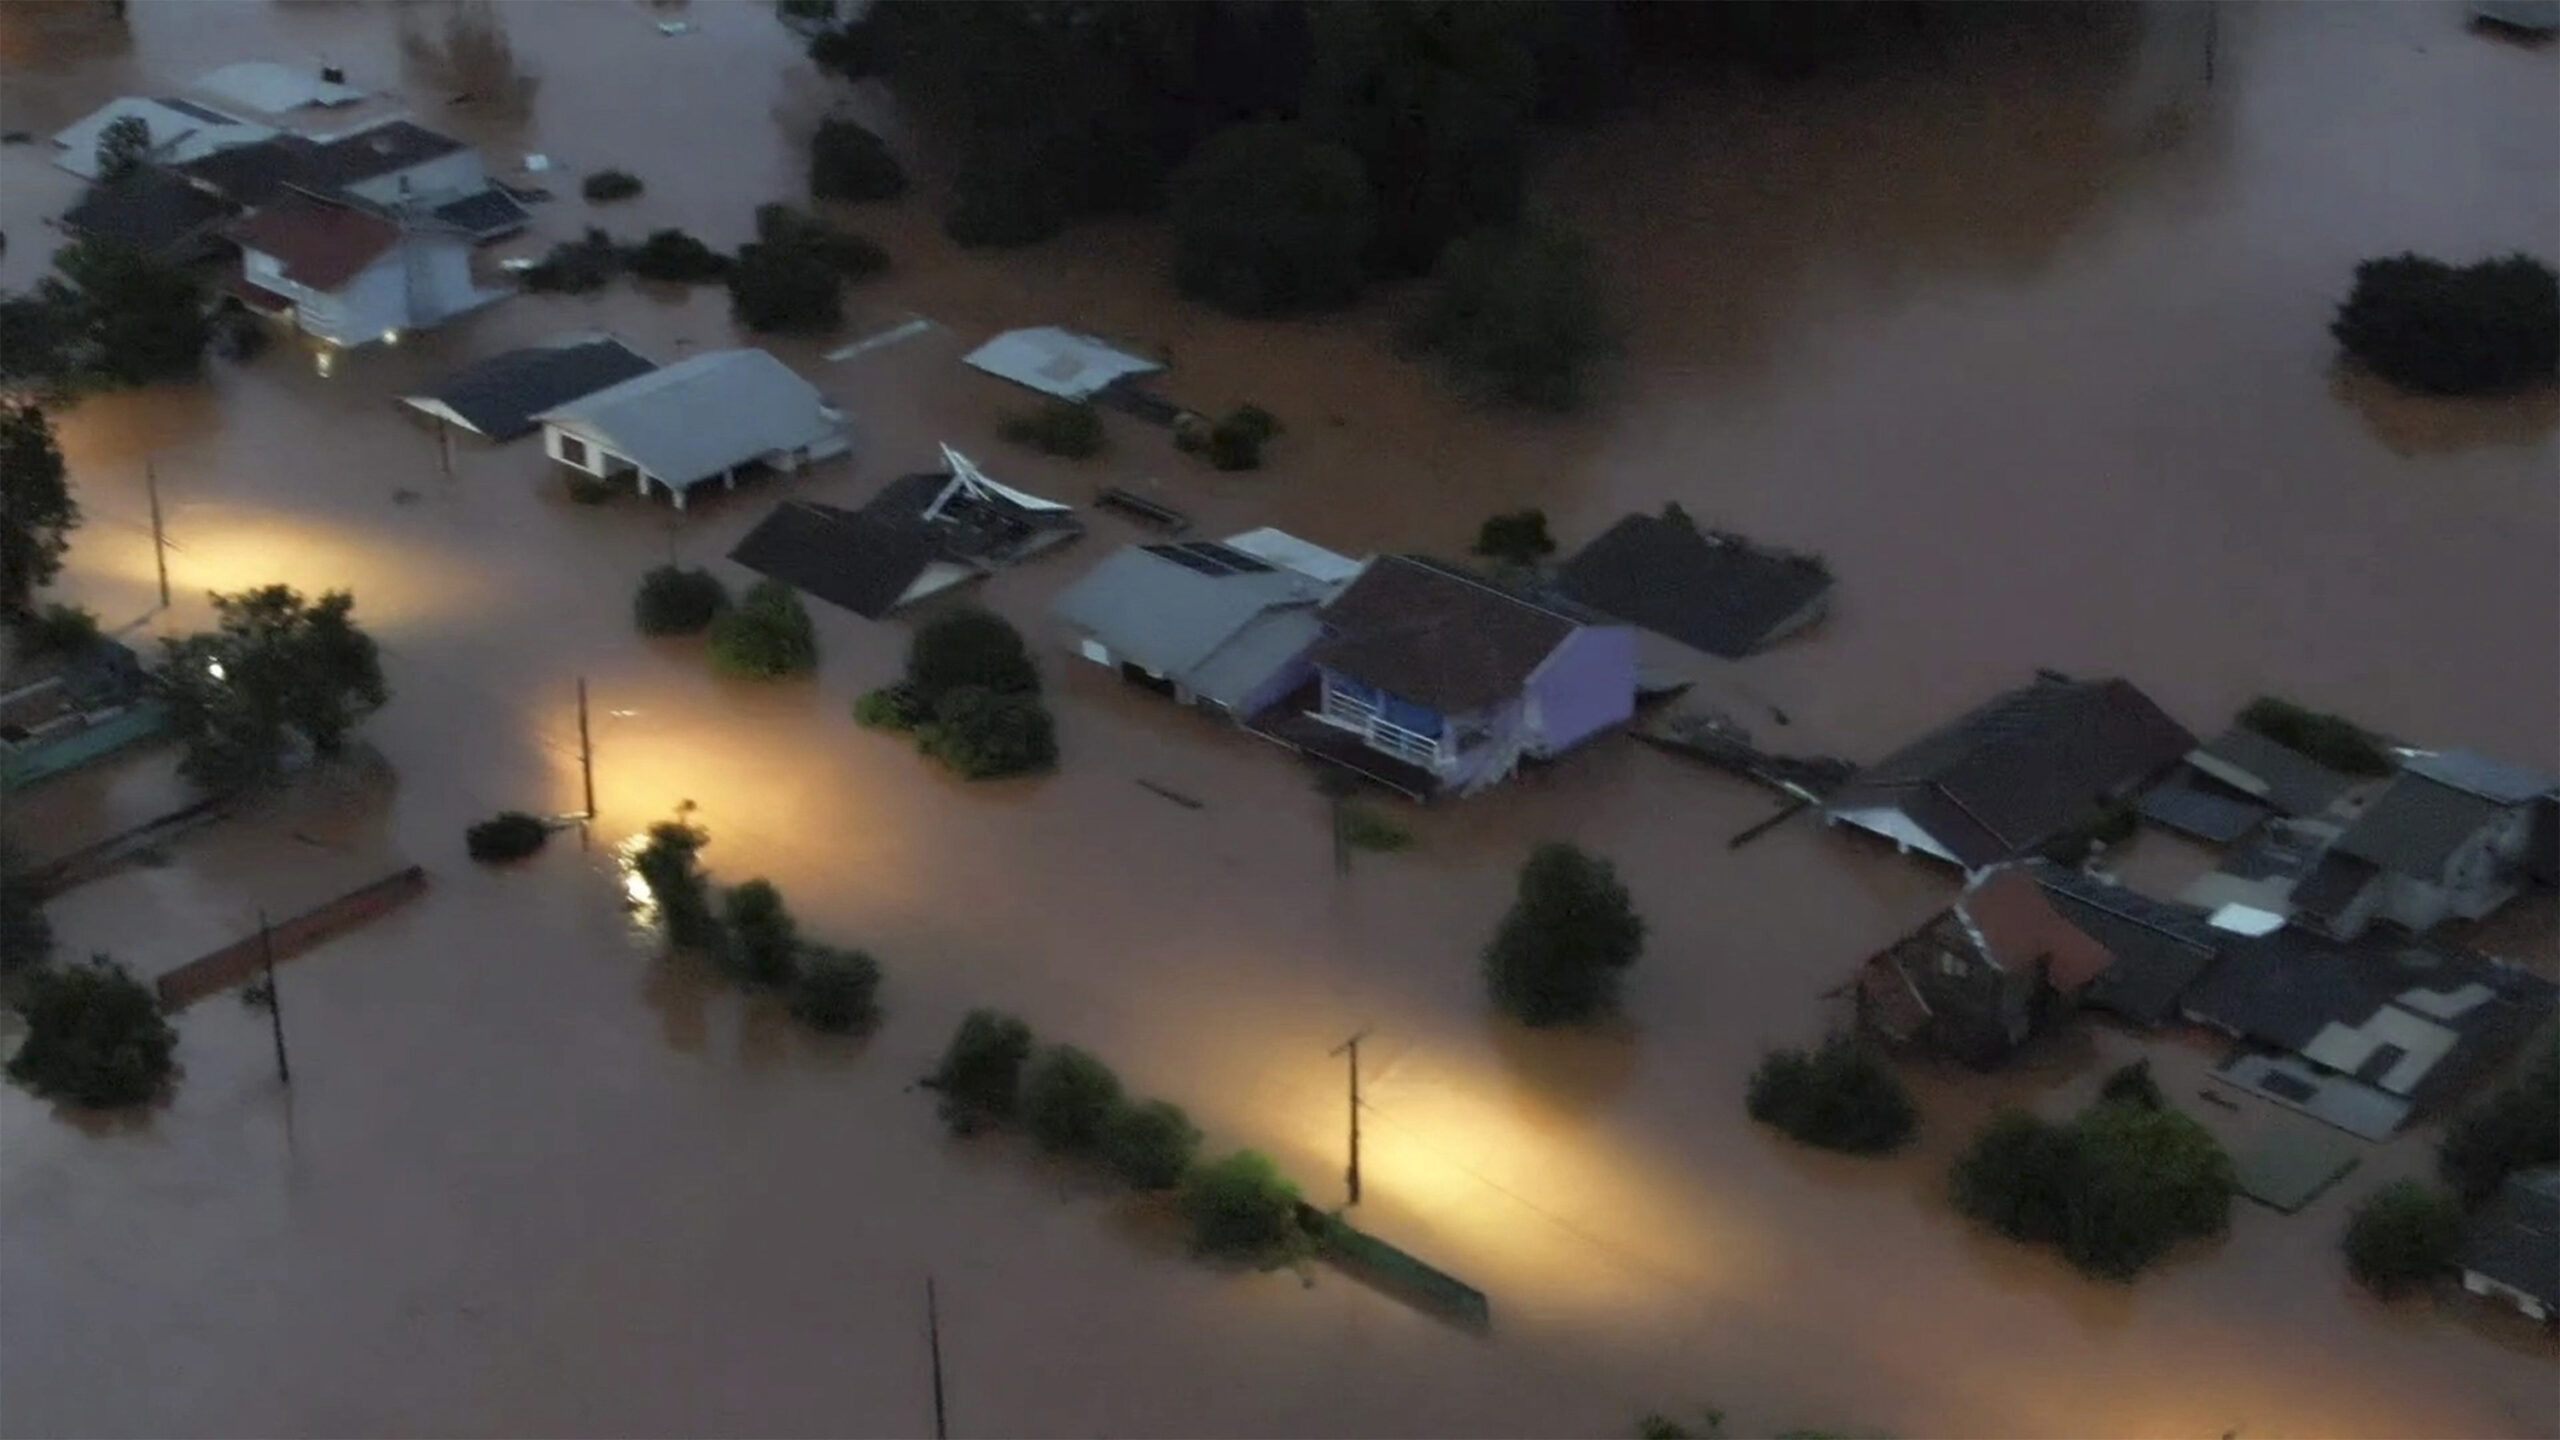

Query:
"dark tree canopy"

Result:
[[1180, 1149, 1304, 1259], [1169, 123, 1374, 317], [1470, 508, 1556, 568], [2331, 253, 2559, 397], [1106, 1097, 1202, 1190], [95, 115, 152, 182], [809, 116, 910, 203], [1407, 216, 1611, 410], [1951, 1098, 2235, 1281], [932, 1008, 1036, 1134], [2437, 1036, 2559, 1206], [2342, 1179, 2465, 1299], [634, 565, 729, 636], [906, 608, 1040, 701], [1746, 1040, 1919, 1155], [52, 239, 211, 387], [1483, 841, 1646, 1026], [726, 241, 844, 334], [624, 229, 732, 284], [0, 405, 77, 620], [709, 580, 818, 679], [159, 585, 388, 793], [721, 878, 801, 987], [7, 955, 177, 1109], [789, 946, 882, 1034], [916, 684, 1057, 780], [1022, 1044, 1126, 1155]]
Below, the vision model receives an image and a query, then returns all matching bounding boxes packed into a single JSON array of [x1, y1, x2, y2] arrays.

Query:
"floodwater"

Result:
[[3, 2, 2556, 1437]]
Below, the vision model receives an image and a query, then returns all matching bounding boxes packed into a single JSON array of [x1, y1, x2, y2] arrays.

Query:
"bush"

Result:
[[1201, 404, 1281, 471], [754, 203, 890, 279], [633, 565, 729, 636], [1745, 1040, 1918, 1155], [465, 811, 550, 863], [629, 816, 721, 949], [789, 946, 881, 1034], [2331, 252, 2559, 396], [1022, 1044, 1126, 1155], [810, 116, 909, 202], [931, 1008, 1035, 1133], [2437, 1036, 2559, 1205], [709, 579, 818, 680], [6, 955, 177, 1109], [916, 685, 1058, 780], [1472, 509, 1556, 568], [1951, 1100, 2234, 1280], [582, 168, 645, 202], [522, 228, 625, 294], [942, 133, 1072, 248], [1482, 841, 1646, 1027], [906, 608, 1039, 701], [2236, 696, 2392, 777], [721, 879, 801, 987], [2098, 1058, 2164, 1111], [854, 683, 928, 732], [726, 241, 843, 333], [1406, 215, 1612, 411], [2343, 1179, 2465, 1298], [624, 228, 732, 283], [1952, 1110, 2086, 1249], [1105, 1098, 1202, 1190], [1168, 122, 1375, 317], [1179, 1149, 1303, 1260], [997, 399, 1105, 459]]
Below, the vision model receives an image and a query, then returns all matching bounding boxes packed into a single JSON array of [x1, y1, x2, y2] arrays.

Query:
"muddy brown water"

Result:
[[3, 2, 2556, 1437]]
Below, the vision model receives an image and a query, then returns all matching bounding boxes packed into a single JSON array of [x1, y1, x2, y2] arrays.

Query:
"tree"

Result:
[[0, 289, 84, 402], [0, 405, 77, 621], [580, 168, 644, 202], [1168, 122, 1374, 317], [2236, 696, 2390, 776], [789, 947, 881, 1034], [709, 579, 818, 680], [721, 879, 800, 987], [52, 239, 211, 387], [623, 229, 731, 284], [95, 114, 152, 182], [1470, 508, 1555, 569], [629, 815, 720, 950], [1022, 1044, 1126, 1155], [1745, 1040, 1918, 1155], [726, 242, 842, 334], [809, 116, 909, 202], [0, 857, 53, 977], [2097, 1058, 2164, 1111], [465, 811, 550, 863], [1482, 841, 1645, 1026], [1951, 1100, 2235, 1280], [1180, 1149, 1303, 1260], [930, 1008, 1035, 1134], [906, 608, 1039, 701], [753, 204, 889, 280], [1105, 1098, 1201, 1191], [1406, 216, 1611, 410], [2331, 253, 2559, 396], [915, 685, 1057, 780], [1195, 404, 1280, 472], [159, 585, 388, 793], [2343, 1179, 2465, 1299], [2438, 1036, 2559, 1205], [633, 565, 729, 636], [6, 955, 177, 1109], [1951, 1110, 2084, 1250]]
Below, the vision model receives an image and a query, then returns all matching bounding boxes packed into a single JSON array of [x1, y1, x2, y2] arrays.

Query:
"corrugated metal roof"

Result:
[[1050, 545, 1329, 687], [962, 326, 1161, 401], [402, 337, 657, 440], [188, 62, 368, 117], [2195, 727, 2360, 818], [2334, 773, 2504, 878], [51, 97, 275, 180], [2402, 749, 2558, 805], [1309, 556, 1593, 715], [534, 350, 843, 491], [1221, 528, 1362, 584], [1556, 511, 1834, 659], [2462, 1167, 2560, 1311]]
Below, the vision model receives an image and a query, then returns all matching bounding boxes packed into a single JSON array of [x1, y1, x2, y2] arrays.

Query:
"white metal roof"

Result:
[[1220, 528, 1362, 585], [189, 62, 368, 116], [930, 445, 1073, 516], [962, 326, 1161, 401], [534, 350, 845, 491], [50, 97, 275, 180]]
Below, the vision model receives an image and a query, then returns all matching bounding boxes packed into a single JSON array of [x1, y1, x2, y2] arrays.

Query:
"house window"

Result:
[[1937, 948, 1968, 977], [558, 435, 589, 469]]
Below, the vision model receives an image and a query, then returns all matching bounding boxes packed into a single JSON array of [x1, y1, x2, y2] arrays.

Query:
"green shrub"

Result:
[[1022, 1044, 1125, 1154], [629, 816, 721, 949], [1105, 1098, 1201, 1190], [18, 601, 101, 657], [2331, 252, 2559, 396], [997, 399, 1105, 459], [1167, 122, 1374, 317], [2437, 1035, 2559, 1205], [726, 241, 843, 333], [465, 811, 550, 863], [1339, 803, 1413, 853], [789, 946, 882, 1034], [2236, 696, 2392, 776], [720, 879, 801, 987], [522, 228, 625, 294], [1406, 215, 1612, 411], [1951, 1100, 2234, 1280], [1744, 1040, 1918, 1155], [1179, 1149, 1303, 1260], [1483, 841, 1646, 1027], [931, 1008, 1036, 1134], [625, 228, 732, 283], [810, 116, 909, 202], [916, 685, 1057, 780], [854, 683, 928, 732], [906, 608, 1039, 700], [582, 168, 645, 202], [1471, 509, 1556, 568], [2098, 1058, 2164, 1111], [709, 579, 818, 680], [633, 565, 729, 636], [1204, 405, 1279, 471], [2343, 1179, 2465, 1298], [753, 203, 890, 279], [6, 955, 177, 1109], [1950, 1110, 2084, 1249]]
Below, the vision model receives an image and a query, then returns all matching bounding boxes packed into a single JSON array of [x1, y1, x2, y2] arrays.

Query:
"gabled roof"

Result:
[[2334, 773, 2506, 879], [1555, 511, 1834, 659], [2463, 1167, 2560, 1310], [728, 501, 949, 620], [179, 134, 323, 207], [60, 166, 237, 257], [1828, 676, 2198, 870], [963, 326, 1161, 401], [295, 119, 467, 189], [51, 97, 276, 180], [1051, 543, 1331, 704], [2403, 750, 2558, 805], [1953, 865, 2115, 992], [227, 192, 401, 290], [534, 349, 841, 491], [2028, 861, 2224, 1025], [2192, 727, 2360, 819], [402, 337, 658, 440], [187, 62, 368, 117], [1310, 555, 1594, 715]]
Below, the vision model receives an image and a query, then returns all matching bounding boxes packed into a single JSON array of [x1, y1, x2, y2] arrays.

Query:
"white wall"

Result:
[[295, 255, 410, 347], [543, 424, 609, 476]]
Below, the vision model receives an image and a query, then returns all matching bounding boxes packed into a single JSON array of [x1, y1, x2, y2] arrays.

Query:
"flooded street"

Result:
[[3, 2, 2556, 1436]]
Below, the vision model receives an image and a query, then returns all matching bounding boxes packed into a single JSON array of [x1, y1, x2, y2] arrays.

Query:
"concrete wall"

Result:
[[1525, 624, 1637, 755]]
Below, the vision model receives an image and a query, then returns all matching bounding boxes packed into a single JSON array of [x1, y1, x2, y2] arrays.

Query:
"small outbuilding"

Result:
[[400, 336, 658, 441], [1556, 507, 1834, 659], [535, 349, 850, 509], [962, 326, 1162, 402], [1051, 537, 1343, 721]]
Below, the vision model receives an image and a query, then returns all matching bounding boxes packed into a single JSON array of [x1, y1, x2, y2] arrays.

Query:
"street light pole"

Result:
[[146, 458, 170, 610], [925, 1274, 949, 1440], [1329, 1027, 1371, 1206], [257, 909, 291, 1086], [576, 676, 595, 847]]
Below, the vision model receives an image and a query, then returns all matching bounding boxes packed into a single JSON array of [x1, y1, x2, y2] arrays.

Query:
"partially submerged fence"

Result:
[[1298, 1204, 1492, 1333], [156, 865, 429, 1009]]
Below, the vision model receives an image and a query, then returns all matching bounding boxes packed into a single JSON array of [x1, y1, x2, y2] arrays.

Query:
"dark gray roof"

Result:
[[296, 120, 467, 188], [1555, 512, 1833, 659], [1828, 676, 2199, 869], [2138, 777, 2270, 844], [2335, 773, 2505, 878], [157, 96, 245, 125], [60, 166, 236, 258], [1309, 556, 1594, 715], [728, 500, 941, 620], [432, 186, 530, 239], [2028, 861, 2224, 1025], [2462, 1167, 2560, 1311], [2195, 727, 2359, 818], [178, 135, 322, 207], [2291, 850, 2380, 929], [2403, 750, 2558, 805], [406, 338, 658, 440]]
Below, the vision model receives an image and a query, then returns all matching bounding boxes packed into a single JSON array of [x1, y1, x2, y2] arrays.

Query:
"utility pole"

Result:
[[438, 418, 454, 479], [2204, 1, 2219, 90], [146, 458, 170, 609], [577, 677, 595, 848], [925, 1275, 949, 1440], [1329, 1027, 1371, 1206], [257, 909, 291, 1086]]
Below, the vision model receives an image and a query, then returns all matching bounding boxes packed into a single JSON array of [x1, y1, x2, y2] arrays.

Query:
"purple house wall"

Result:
[[1526, 624, 1637, 756]]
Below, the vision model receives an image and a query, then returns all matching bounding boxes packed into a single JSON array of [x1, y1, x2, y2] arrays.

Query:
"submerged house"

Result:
[[58, 164, 239, 264], [2030, 861, 2227, 1029], [1254, 556, 1637, 798], [398, 336, 659, 442], [2294, 750, 2557, 941], [227, 192, 497, 349], [180, 119, 528, 242], [537, 350, 850, 509], [50, 95, 274, 180], [1555, 508, 1834, 660], [1050, 537, 1343, 722], [729, 447, 1078, 617], [2140, 726, 2366, 845], [1859, 863, 2118, 1068], [2462, 1167, 2560, 1324], [1825, 674, 2197, 873]]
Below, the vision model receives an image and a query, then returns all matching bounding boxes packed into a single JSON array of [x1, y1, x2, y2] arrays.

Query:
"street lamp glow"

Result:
[[206, 659, 227, 681]]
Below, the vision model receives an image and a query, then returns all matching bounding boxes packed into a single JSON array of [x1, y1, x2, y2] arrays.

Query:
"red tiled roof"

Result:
[[1959, 865, 2116, 992], [227, 194, 399, 292]]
